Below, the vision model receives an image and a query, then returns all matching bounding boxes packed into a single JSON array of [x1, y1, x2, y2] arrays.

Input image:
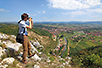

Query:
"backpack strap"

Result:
[[22, 27, 25, 34], [17, 20, 25, 34]]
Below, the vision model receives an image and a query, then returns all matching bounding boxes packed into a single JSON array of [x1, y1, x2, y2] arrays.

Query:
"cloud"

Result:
[[71, 11, 88, 15], [0, 9, 10, 12], [35, 10, 41, 13], [41, 4, 44, 7], [43, 11, 45, 13], [48, 0, 101, 10], [87, 8, 102, 13], [0, 9, 5, 11], [38, 11, 41, 13], [62, 10, 88, 15]]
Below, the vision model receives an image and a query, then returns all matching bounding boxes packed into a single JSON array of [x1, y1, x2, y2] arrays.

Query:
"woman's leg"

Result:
[[22, 36, 28, 61], [28, 38, 32, 55]]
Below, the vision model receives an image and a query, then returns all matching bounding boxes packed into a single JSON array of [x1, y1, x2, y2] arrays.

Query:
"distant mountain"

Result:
[[0, 21, 102, 24], [35, 21, 102, 24]]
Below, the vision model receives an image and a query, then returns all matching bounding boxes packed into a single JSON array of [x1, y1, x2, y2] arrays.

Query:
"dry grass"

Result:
[[0, 44, 6, 49]]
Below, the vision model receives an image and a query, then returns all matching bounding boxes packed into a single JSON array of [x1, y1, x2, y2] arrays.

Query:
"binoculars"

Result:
[[27, 17, 33, 20]]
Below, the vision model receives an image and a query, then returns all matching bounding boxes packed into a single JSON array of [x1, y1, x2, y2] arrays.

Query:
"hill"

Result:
[[71, 45, 102, 68], [0, 23, 72, 68], [0, 23, 102, 68], [35, 21, 102, 25], [0, 23, 58, 55]]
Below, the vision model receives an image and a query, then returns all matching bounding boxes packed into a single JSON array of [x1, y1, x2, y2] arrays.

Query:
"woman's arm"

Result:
[[26, 17, 33, 29]]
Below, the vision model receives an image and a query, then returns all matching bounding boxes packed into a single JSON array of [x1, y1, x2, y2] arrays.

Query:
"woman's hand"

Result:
[[29, 17, 33, 21]]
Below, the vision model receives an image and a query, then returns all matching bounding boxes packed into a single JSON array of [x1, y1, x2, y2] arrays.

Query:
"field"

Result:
[[69, 35, 102, 56]]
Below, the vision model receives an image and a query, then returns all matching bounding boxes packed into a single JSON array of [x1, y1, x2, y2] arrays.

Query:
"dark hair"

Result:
[[18, 20, 22, 24], [21, 13, 28, 20]]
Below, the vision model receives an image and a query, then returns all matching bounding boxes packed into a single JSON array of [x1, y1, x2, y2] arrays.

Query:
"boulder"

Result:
[[6, 42, 22, 51], [16, 63, 22, 68], [0, 57, 15, 68], [34, 65, 40, 68], [31, 40, 44, 48], [30, 42, 38, 53], [0, 47, 2, 57], [10, 35, 16, 38], [57, 65, 65, 68], [0, 33, 9, 39], [0, 57, 15, 65], [31, 54, 41, 61], [0, 65, 8, 68]]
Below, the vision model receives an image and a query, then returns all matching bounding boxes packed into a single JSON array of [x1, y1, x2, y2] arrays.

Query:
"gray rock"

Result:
[[31, 54, 41, 61], [30, 42, 38, 53], [0, 47, 2, 57], [34, 65, 40, 68], [0, 57, 15, 68]]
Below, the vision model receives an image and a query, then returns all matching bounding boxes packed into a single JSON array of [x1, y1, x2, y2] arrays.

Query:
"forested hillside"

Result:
[[0, 23, 18, 35], [0, 23, 58, 56], [71, 45, 102, 68], [0, 23, 52, 37]]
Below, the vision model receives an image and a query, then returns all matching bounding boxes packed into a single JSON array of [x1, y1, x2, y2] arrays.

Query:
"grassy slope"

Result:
[[0, 23, 58, 56]]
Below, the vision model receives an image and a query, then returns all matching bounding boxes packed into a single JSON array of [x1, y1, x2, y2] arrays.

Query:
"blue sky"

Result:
[[0, 0, 102, 22]]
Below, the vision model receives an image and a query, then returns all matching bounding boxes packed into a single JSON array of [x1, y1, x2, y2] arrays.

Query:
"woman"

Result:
[[18, 13, 35, 64]]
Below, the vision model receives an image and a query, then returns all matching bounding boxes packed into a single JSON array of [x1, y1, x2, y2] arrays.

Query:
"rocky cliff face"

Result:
[[28, 31, 50, 45], [0, 32, 71, 68]]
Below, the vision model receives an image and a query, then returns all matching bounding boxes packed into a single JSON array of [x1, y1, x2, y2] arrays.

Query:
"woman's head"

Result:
[[21, 13, 28, 21]]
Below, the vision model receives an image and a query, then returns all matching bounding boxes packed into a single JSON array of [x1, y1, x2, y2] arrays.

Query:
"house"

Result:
[[60, 39, 62, 42], [100, 40, 102, 42], [53, 34, 56, 41]]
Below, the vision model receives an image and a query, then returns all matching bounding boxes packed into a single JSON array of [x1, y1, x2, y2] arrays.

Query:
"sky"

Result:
[[0, 0, 102, 22]]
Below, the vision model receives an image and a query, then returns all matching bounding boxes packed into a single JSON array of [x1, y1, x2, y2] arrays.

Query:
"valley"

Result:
[[0, 22, 102, 68]]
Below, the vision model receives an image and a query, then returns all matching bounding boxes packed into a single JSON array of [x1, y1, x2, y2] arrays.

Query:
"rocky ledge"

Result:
[[0, 33, 71, 68]]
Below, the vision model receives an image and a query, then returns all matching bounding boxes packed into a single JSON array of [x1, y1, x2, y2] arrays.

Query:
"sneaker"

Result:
[[28, 53, 35, 58]]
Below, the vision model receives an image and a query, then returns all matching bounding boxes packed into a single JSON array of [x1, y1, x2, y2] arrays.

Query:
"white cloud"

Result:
[[41, 4, 44, 7], [43, 11, 45, 13], [87, 8, 102, 13], [38, 11, 41, 13], [62, 10, 88, 15], [48, 0, 101, 10], [0, 9, 10, 12], [71, 11, 88, 15], [0, 9, 5, 11], [35, 10, 41, 13], [35, 10, 45, 14]]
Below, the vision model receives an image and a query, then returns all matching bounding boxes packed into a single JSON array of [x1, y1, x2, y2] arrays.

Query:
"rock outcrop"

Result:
[[0, 33, 42, 68], [0, 57, 15, 68], [0, 32, 72, 68]]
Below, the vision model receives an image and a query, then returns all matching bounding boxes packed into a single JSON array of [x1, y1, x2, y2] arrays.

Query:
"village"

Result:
[[42, 26, 93, 34], [42, 26, 102, 42], [45, 26, 102, 57]]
